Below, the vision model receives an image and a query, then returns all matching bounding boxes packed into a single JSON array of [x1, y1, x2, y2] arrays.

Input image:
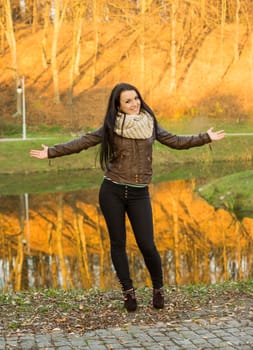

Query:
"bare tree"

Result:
[[234, 0, 240, 62], [41, 0, 51, 69], [138, 0, 147, 92], [220, 0, 227, 68], [0, 1, 5, 55], [32, 0, 38, 32], [169, 0, 178, 92], [200, 0, 206, 25], [250, 31, 253, 90], [91, 0, 100, 85], [67, 1, 85, 104], [51, 0, 69, 104], [0, 0, 19, 82]]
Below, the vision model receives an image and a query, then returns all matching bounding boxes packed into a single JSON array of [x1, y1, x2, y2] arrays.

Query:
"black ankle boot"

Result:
[[123, 288, 137, 312], [153, 288, 164, 309]]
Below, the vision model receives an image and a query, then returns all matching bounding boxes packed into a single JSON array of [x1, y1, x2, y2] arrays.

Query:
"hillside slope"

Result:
[[1, 22, 253, 130]]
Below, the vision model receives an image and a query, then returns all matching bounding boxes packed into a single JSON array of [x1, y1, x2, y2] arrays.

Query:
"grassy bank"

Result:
[[1, 117, 253, 175], [0, 135, 100, 174], [0, 133, 253, 195], [197, 169, 253, 219], [1, 133, 253, 175]]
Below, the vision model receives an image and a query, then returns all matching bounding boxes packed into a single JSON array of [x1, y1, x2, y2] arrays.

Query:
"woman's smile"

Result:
[[119, 90, 141, 115]]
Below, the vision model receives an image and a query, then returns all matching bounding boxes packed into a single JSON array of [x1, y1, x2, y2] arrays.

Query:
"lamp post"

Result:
[[17, 76, 27, 140]]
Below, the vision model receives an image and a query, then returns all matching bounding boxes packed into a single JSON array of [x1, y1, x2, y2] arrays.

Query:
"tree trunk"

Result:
[[139, 0, 146, 93], [250, 32, 253, 92], [51, 0, 61, 104], [3, 0, 19, 83], [32, 0, 38, 33], [220, 0, 227, 68], [51, 0, 68, 104], [169, 1, 177, 92], [68, 10, 83, 105], [41, 0, 50, 69], [0, 20, 5, 55], [234, 0, 240, 62], [200, 0, 206, 26], [92, 0, 99, 85]]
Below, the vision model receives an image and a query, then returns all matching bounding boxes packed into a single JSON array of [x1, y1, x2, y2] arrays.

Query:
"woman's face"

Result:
[[119, 90, 141, 115]]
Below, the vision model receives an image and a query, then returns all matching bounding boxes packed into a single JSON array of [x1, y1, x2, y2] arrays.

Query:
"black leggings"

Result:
[[99, 178, 163, 291]]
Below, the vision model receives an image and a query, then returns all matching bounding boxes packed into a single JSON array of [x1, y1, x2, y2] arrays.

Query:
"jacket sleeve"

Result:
[[156, 124, 211, 149], [48, 126, 103, 158]]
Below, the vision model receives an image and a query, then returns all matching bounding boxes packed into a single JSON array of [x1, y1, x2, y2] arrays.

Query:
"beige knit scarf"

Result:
[[114, 110, 154, 139]]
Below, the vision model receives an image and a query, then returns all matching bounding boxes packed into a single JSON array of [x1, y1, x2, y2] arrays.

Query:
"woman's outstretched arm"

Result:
[[30, 127, 103, 160]]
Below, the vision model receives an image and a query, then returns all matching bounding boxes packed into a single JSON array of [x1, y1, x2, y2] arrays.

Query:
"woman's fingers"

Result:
[[207, 128, 225, 141], [30, 144, 48, 159]]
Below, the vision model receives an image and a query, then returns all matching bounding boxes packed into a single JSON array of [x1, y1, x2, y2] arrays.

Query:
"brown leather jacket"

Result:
[[48, 124, 211, 185]]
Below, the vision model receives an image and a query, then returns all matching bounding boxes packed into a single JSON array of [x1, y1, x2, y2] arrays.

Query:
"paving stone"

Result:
[[1, 317, 253, 349]]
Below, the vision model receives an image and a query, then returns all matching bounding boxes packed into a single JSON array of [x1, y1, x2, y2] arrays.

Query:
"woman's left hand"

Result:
[[207, 127, 225, 141]]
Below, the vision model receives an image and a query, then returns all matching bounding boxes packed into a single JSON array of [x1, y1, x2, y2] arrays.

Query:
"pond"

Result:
[[0, 160, 252, 291]]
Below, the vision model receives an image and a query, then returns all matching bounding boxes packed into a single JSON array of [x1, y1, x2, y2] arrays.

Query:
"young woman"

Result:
[[30, 82, 225, 312]]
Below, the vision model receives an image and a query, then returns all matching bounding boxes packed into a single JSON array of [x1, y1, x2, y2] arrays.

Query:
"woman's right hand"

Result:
[[30, 144, 49, 159]]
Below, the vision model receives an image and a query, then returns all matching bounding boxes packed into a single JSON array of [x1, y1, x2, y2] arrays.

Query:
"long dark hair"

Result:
[[99, 82, 157, 170]]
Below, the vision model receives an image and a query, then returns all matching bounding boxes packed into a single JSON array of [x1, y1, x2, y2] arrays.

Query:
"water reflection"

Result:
[[1, 166, 253, 292]]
